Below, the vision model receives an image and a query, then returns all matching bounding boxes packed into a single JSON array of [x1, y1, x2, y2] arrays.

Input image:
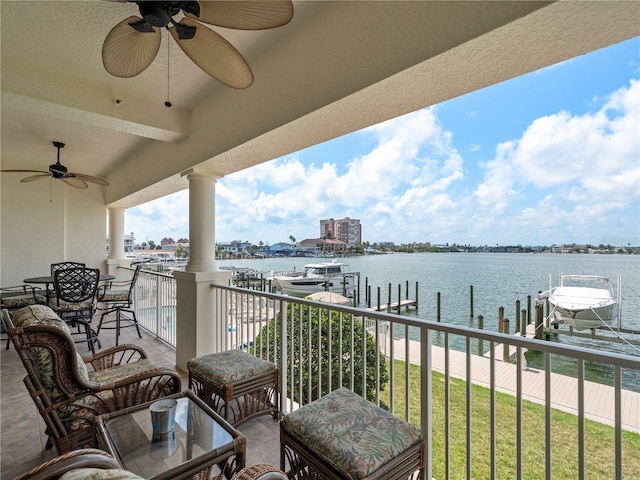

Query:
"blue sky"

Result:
[[127, 37, 640, 247]]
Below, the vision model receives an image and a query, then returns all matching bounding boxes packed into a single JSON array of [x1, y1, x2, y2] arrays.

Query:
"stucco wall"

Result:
[[1, 176, 107, 286]]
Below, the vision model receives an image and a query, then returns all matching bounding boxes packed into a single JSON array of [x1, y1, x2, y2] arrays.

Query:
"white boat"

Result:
[[270, 260, 358, 297], [537, 274, 618, 331]]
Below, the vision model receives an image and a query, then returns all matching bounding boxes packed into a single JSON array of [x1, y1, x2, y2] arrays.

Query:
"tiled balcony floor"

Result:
[[0, 317, 281, 480]]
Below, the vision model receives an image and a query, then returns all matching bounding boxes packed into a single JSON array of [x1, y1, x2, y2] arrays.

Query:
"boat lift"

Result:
[[537, 274, 640, 348]]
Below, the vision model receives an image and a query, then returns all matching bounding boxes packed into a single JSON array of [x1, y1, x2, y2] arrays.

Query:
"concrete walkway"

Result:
[[383, 334, 640, 433]]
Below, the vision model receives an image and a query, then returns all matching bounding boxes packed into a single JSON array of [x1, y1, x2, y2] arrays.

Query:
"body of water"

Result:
[[218, 253, 640, 390]]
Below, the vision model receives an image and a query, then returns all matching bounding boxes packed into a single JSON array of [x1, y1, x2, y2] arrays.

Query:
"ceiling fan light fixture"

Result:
[[174, 22, 197, 40], [137, 2, 175, 28]]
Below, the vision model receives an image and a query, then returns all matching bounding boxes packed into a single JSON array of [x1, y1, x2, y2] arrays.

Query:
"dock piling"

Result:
[[477, 315, 484, 355], [535, 304, 543, 340], [470, 285, 474, 319], [503, 318, 510, 362]]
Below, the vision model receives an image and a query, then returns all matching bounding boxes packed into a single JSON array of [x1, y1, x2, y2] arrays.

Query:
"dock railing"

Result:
[[123, 267, 639, 479]]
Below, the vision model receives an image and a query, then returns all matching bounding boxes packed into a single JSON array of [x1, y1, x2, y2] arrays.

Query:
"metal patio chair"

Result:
[[50, 267, 101, 354], [97, 265, 142, 345]]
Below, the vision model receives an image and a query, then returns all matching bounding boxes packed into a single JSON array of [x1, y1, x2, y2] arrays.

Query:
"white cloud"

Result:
[[472, 80, 639, 243], [127, 78, 639, 247]]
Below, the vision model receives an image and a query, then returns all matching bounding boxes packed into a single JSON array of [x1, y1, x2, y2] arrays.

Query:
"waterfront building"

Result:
[[299, 237, 348, 255], [320, 217, 362, 245]]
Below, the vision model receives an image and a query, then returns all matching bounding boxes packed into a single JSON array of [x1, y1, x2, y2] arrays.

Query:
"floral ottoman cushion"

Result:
[[187, 350, 275, 387], [282, 387, 423, 480]]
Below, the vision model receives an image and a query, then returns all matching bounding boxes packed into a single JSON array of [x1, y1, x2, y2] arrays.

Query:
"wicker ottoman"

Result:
[[281, 388, 426, 480], [187, 350, 279, 426]]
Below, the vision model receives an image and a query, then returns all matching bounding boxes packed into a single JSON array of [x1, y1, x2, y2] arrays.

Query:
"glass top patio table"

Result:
[[95, 390, 246, 480]]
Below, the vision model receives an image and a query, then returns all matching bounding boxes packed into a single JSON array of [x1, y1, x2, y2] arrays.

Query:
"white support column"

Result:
[[184, 169, 217, 273], [106, 206, 129, 277], [173, 169, 231, 371]]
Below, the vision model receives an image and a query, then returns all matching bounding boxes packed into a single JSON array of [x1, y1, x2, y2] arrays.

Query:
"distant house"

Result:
[[218, 241, 252, 255], [298, 238, 348, 255], [269, 243, 294, 254]]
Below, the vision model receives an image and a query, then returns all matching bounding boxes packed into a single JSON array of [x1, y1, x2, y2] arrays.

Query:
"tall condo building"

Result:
[[320, 217, 362, 245]]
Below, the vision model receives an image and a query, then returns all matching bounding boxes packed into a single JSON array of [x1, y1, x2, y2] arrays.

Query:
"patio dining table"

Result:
[[24, 273, 115, 305]]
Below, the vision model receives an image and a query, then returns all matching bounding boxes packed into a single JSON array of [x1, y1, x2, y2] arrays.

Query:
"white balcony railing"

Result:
[[124, 266, 177, 346], [127, 267, 640, 479]]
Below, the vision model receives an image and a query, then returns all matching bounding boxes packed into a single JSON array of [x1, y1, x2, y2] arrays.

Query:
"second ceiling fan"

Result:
[[0, 142, 109, 189], [102, 1, 294, 89]]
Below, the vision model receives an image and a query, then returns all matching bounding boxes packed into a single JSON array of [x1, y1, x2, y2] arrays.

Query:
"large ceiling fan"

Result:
[[102, 1, 294, 88], [0, 142, 109, 189]]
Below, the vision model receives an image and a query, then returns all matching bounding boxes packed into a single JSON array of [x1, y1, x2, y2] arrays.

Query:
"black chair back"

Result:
[[51, 262, 86, 277], [127, 265, 142, 299], [54, 268, 99, 304]]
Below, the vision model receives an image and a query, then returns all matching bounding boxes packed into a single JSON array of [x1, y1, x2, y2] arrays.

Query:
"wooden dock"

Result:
[[367, 298, 417, 312], [383, 334, 640, 433], [483, 322, 538, 362]]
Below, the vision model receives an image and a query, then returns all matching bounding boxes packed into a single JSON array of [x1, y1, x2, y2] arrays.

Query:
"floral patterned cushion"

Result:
[[187, 350, 275, 387], [88, 359, 157, 384], [52, 300, 94, 312], [12, 304, 71, 333], [63, 360, 169, 433], [282, 387, 423, 480], [99, 290, 130, 302], [10, 305, 90, 395], [59, 468, 144, 480], [55, 359, 172, 432], [1, 294, 46, 309]]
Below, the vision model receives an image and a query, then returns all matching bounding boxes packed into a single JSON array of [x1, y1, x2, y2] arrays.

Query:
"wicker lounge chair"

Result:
[[12, 449, 124, 480], [1, 284, 47, 349], [14, 453, 285, 480], [3, 304, 182, 455]]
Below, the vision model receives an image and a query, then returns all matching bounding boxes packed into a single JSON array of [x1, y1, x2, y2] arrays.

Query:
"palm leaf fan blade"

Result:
[[189, 1, 294, 30], [20, 174, 51, 183], [62, 177, 88, 189], [73, 173, 109, 186], [170, 19, 253, 89], [102, 16, 161, 78]]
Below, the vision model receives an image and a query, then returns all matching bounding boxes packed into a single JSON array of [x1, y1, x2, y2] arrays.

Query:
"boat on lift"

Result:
[[270, 259, 358, 297], [537, 274, 619, 331]]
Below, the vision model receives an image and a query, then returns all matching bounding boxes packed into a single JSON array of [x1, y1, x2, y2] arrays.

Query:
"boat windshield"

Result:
[[304, 265, 342, 275]]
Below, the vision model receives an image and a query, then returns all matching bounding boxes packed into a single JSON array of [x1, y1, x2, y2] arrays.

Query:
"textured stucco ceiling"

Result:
[[1, 1, 638, 208]]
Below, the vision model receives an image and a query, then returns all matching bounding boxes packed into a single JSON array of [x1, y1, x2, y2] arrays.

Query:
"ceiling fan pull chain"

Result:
[[165, 38, 172, 108]]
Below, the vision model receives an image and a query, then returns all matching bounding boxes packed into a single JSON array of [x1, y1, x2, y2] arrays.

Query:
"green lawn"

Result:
[[380, 360, 640, 479]]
